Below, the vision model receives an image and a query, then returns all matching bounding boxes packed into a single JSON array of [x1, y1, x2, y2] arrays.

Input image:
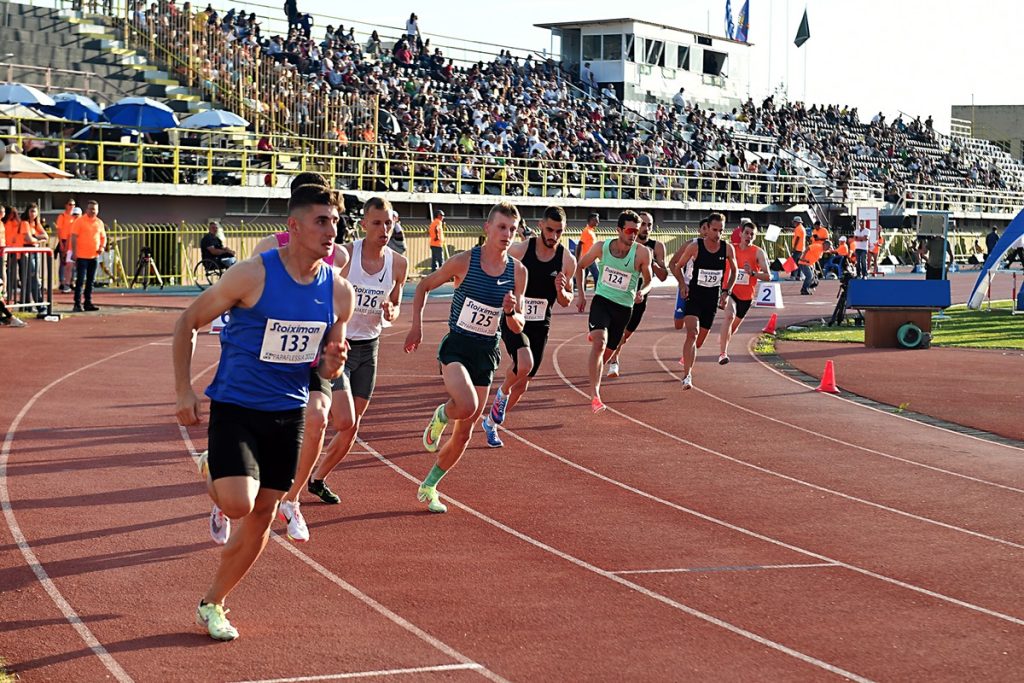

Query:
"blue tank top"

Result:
[[206, 250, 334, 411], [447, 245, 515, 341]]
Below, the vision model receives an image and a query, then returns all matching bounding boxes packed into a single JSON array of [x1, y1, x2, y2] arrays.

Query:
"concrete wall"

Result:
[[951, 105, 1024, 161]]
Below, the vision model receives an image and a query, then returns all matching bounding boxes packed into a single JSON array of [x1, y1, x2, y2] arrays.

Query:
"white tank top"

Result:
[[346, 239, 395, 341]]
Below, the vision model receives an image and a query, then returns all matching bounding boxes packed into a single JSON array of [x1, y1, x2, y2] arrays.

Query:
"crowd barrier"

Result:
[[2, 247, 54, 316]]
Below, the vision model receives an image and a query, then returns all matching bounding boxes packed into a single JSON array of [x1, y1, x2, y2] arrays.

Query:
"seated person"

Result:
[[199, 220, 236, 268]]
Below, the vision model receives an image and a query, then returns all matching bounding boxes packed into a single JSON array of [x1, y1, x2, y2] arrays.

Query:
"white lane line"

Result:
[[647, 334, 1024, 495], [232, 663, 483, 683], [355, 439, 874, 683], [747, 335, 1024, 452], [611, 563, 840, 575], [551, 333, 1024, 552], [176, 446, 503, 683], [496, 406, 1024, 628], [0, 343, 165, 683]]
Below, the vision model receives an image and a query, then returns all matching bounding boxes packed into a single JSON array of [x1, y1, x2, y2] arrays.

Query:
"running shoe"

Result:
[[209, 505, 230, 545], [423, 403, 448, 453], [307, 478, 340, 504], [606, 361, 620, 378], [481, 416, 503, 448], [591, 396, 607, 414], [196, 602, 239, 641], [490, 388, 509, 424], [278, 500, 309, 542], [718, 353, 730, 365], [417, 485, 448, 514], [681, 374, 693, 390]]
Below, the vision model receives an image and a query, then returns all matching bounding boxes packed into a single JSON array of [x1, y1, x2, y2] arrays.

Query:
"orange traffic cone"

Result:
[[761, 313, 778, 335], [815, 360, 840, 394]]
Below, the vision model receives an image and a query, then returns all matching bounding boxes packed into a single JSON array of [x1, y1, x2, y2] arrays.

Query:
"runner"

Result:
[[305, 197, 408, 499], [605, 210, 667, 377], [207, 172, 353, 545], [173, 183, 354, 640], [669, 212, 737, 389], [574, 210, 653, 413], [670, 219, 709, 330], [404, 201, 526, 513], [718, 220, 771, 363], [481, 206, 576, 447]]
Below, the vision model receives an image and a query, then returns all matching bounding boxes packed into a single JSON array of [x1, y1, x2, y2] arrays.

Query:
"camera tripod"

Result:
[[130, 247, 165, 290]]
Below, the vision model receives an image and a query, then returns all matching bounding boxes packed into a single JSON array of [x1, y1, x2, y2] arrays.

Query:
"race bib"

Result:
[[601, 266, 631, 292], [456, 297, 501, 336], [353, 284, 387, 318], [736, 270, 751, 286], [696, 269, 723, 288], [523, 297, 548, 322], [259, 319, 328, 364]]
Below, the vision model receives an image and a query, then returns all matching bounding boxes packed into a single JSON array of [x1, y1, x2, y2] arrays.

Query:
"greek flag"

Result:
[[725, 0, 735, 39]]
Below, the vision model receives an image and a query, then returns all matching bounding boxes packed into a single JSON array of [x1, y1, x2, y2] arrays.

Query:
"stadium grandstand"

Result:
[[2, 0, 1023, 286]]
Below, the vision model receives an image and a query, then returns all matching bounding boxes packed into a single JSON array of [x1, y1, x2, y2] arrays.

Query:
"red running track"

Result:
[[2, 283, 1023, 682]]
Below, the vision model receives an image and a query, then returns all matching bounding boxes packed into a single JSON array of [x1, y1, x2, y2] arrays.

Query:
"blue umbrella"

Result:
[[0, 82, 56, 107], [104, 96, 179, 131], [49, 93, 106, 122], [180, 109, 249, 129]]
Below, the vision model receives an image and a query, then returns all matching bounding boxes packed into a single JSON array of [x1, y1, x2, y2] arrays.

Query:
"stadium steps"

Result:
[[2, 2, 216, 115]]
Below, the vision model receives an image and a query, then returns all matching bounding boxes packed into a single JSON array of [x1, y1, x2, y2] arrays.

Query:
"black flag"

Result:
[[794, 9, 810, 48]]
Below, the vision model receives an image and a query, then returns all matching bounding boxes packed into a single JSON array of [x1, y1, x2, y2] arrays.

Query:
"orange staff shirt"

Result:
[[71, 215, 107, 259]]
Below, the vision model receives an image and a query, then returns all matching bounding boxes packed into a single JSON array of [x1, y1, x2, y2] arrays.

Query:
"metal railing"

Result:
[[0, 62, 133, 104], [119, 3, 380, 142]]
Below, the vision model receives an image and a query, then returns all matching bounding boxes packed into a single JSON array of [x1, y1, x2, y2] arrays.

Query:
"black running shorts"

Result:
[[684, 294, 720, 330], [331, 337, 379, 400], [207, 400, 305, 492], [731, 294, 753, 320], [625, 293, 649, 333], [438, 331, 502, 387], [501, 319, 550, 378], [588, 294, 633, 350], [309, 365, 332, 397]]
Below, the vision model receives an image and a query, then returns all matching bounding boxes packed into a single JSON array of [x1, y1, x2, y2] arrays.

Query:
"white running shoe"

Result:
[[278, 500, 310, 543], [681, 374, 693, 390], [718, 353, 730, 365], [606, 361, 620, 378], [209, 505, 230, 545]]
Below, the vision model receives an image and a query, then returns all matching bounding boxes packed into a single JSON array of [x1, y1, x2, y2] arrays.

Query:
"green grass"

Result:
[[777, 301, 1024, 350], [0, 656, 15, 683]]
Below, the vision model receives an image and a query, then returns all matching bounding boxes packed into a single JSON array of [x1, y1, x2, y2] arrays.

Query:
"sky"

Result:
[[299, 0, 1024, 134]]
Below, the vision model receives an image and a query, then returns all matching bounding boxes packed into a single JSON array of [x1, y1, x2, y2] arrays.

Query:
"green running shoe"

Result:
[[196, 602, 238, 641], [422, 403, 448, 453], [307, 478, 340, 504], [417, 485, 448, 514]]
